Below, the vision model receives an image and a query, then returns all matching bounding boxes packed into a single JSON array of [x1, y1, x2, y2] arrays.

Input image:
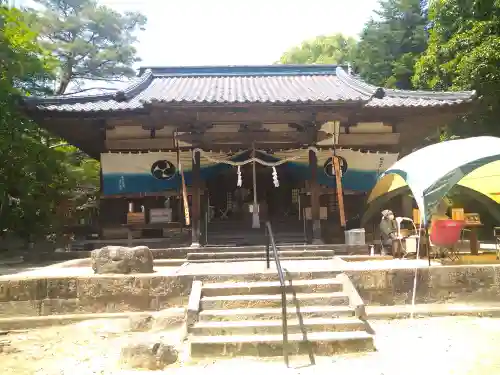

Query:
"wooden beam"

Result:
[[100, 188, 206, 199], [105, 138, 176, 150], [192, 150, 201, 245], [317, 132, 400, 146], [239, 122, 268, 132], [175, 131, 311, 144]]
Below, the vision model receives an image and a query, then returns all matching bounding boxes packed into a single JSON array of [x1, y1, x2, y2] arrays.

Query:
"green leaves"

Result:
[[0, 4, 100, 242], [0, 7, 53, 95], [31, 0, 147, 94], [413, 0, 500, 136], [352, 0, 428, 88], [278, 34, 356, 65]]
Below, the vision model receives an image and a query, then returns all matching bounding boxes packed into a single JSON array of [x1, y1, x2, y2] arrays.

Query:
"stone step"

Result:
[[189, 256, 330, 263], [153, 259, 187, 267], [187, 250, 335, 260], [189, 317, 365, 335], [199, 305, 355, 321], [194, 270, 343, 284], [190, 330, 374, 357], [206, 241, 306, 246], [202, 278, 343, 296], [201, 292, 349, 310], [201, 244, 345, 251], [186, 256, 330, 263]]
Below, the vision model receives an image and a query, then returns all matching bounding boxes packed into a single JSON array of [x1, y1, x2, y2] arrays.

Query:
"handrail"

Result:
[[264, 221, 289, 367]]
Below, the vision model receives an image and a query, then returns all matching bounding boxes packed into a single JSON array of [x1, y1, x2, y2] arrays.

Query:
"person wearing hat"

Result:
[[379, 209, 402, 258]]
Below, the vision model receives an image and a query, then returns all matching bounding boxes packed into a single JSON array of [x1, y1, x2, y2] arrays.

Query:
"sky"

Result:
[[16, 0, 381, 92], [97, 0, 380, 67]]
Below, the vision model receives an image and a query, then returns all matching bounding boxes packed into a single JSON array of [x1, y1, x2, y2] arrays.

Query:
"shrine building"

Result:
[[22, 65, 476, 247]]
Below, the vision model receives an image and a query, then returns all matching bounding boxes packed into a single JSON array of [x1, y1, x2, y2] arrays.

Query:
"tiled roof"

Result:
[[22, 65, 475, 112]]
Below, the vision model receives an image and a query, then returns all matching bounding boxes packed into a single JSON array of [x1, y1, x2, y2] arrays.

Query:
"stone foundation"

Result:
[[347, 265, 500, 305], [2, 264, 500, 317], [0, 275, 191, 317]]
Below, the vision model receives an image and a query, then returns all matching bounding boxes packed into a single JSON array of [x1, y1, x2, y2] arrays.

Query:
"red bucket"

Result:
[[430, 219, 465, 247]]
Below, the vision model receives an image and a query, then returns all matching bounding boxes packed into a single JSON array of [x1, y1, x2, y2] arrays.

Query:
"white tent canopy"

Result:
[[370, 136, 500, 224]]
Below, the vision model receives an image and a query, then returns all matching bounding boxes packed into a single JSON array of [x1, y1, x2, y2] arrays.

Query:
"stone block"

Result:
[[0, 278, 45, 302], [0, 300, 40, 317], [119, 340, 178, 370], [76, 276, 152, 312], [77, 276, 150, 300], [91, 246, 154, 274], [40, 298, 80, 315], [45, 278, 78, 299]]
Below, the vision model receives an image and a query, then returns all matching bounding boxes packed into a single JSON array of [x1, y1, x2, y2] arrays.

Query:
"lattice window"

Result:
[[291, 188, 299, 204]]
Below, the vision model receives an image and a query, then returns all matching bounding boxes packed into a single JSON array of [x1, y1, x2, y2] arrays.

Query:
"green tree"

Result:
[[31, 0, 147, 94], [351, 0, 428, 88], [413, 0, 500, 136], [0, 5, 72, 241], [278, 34, 356, 64]]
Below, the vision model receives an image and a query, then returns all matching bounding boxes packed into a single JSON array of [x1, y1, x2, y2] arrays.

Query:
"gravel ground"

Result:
[[2, 316, 500, 375]]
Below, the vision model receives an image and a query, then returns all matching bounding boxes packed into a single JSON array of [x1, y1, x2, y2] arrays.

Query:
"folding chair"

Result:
[[429, 220, 465, 261]]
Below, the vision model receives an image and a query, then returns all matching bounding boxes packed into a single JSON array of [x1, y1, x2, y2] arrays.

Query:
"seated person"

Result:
[[429, 199, 451, 235], [379, 209, 402, 258], [428, 199, 451, 257]]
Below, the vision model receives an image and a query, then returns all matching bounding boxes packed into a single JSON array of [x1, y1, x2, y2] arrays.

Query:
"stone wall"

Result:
[[0, 275, 192, 318], [348, 265, 500, 305], [2, 264, 500, 318]]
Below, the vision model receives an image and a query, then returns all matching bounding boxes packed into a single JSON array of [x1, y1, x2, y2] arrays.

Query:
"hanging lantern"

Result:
[[272, 166, 279, 187], [237, 165, 242, 187]]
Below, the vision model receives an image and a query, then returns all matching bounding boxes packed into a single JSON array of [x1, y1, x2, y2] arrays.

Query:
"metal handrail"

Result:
[[264, 221, 289, 367]]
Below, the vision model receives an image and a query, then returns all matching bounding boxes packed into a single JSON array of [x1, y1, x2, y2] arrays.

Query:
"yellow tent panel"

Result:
[[368, 160, 500, 204], [459, 160, 500, 204]]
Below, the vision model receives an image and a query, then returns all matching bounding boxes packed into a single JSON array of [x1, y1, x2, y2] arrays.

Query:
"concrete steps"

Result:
[[187, 250, 335, 261], [201, 278, 343, 296], [198, 305, 356, 321], [190, 331, 374, 357], [185, 244, 368, 263], [187, 273, 374, 358], [186, 256, 328, 263], [200, 292, 349, 309], [191, 318, 366, 335]]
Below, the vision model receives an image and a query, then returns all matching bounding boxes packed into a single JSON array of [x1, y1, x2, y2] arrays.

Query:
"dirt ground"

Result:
[[2, 316, 500, 375]]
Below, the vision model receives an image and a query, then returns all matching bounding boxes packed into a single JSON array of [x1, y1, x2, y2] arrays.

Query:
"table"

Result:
[[465, 223, 482, 255], [122, 222, 183, 246]]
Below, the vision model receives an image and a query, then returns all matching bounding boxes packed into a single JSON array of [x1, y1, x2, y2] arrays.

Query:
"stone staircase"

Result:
[[187, 244, 335, 262], [206, 220, 305, 246], [186, 244, 368, 263], [186, 272, 374, 358]]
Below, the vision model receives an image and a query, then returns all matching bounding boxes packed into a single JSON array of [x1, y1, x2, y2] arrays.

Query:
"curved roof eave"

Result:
[[21, 70, 154, 107], [335, 67, 385, 100]]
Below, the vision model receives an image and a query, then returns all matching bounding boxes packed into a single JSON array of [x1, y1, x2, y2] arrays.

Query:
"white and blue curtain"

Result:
[[101, 149, 399, 196]]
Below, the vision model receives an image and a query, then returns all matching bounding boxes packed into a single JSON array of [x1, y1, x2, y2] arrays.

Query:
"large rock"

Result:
[[120, 340, 178, 370], [91, 246, 154, 274]]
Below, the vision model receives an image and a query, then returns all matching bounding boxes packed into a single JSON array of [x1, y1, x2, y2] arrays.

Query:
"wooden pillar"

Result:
[[191, 151, 201, 247], [309, 149, 323, 244]]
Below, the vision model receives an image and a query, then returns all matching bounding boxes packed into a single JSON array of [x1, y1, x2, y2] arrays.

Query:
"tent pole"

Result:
[[426, 225, 431, 267]]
